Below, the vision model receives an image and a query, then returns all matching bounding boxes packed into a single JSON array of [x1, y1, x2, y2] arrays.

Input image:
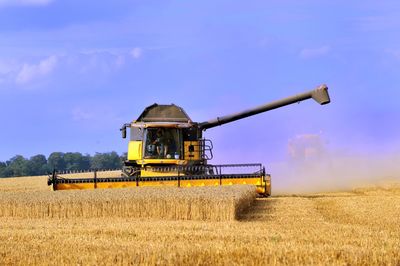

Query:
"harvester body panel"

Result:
[[127, 141, 142, 161], [184, 141, 202, 161]]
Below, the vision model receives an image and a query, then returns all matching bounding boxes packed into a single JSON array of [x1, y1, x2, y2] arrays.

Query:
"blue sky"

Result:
[[1, 0, 400, 180]]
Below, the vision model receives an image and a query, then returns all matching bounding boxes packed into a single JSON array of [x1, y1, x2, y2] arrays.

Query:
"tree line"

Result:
[[0, 152, 126, 178]]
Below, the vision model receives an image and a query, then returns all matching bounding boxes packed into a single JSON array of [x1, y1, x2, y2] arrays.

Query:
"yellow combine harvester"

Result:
[[48, 84, 330, 196]]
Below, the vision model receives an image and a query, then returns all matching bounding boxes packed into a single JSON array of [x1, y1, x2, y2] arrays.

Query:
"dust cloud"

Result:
[[270, 134, 400, 195]]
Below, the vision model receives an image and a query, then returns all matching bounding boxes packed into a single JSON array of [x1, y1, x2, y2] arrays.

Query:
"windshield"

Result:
[[144, 128, 181, 159]]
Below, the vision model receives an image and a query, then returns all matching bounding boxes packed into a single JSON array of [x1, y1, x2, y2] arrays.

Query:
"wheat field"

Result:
[[0, 185, 256, 221], [0, 175, 399, 265]]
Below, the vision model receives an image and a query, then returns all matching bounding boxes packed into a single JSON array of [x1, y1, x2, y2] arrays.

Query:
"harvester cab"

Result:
[[48, 84, 331, 196], [120, 104, 212, 168]]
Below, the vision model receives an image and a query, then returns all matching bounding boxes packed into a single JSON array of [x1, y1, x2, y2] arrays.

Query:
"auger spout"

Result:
[[198, 84, 330, 130]]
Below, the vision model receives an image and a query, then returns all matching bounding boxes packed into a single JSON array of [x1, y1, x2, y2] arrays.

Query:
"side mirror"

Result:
[[121, 126, 127, 139]]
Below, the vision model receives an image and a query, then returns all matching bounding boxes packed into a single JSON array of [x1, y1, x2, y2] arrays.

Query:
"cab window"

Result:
[[144, 128, 181, 159]]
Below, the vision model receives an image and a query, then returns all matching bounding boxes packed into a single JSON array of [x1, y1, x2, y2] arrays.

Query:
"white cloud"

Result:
[[16, 55, 57, 84], [0, 0, 53, 7], [3, 48, 142, 87], [299, 45, 330, 59], [130, 47, 143, 59]]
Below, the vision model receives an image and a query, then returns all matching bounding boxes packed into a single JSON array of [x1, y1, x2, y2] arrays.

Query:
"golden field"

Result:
[[0, 185, 255, 221], [0, 175, 400, 265]]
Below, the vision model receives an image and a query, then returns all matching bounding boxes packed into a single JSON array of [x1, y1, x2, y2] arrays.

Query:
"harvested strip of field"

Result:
[[0, 185, 256, 221]]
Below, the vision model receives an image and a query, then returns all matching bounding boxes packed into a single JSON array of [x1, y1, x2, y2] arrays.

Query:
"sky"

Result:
[[0, 1, 399, 188]]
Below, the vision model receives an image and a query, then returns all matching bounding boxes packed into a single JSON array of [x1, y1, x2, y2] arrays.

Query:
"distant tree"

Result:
[[90, 153, 106, 170], [120, 152, 127, 167], [0, 167, 13, 178], [91, 152, 121, 170], [108, 151, 122, 169], [64, 152, 91, 171], [48, 152, 65, 171], [81, 154, 91, 170], [7, 155, 31, 177], [0, 161, 6, 177], [28, 154, 48, 175], [0, 151, 126, 178]]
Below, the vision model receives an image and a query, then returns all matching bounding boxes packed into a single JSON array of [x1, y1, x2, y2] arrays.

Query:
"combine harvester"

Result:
[[48, 84, 330, 196]]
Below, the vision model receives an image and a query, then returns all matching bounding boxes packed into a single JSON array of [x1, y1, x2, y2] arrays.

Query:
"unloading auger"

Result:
[[48, 84, 330, 196]]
